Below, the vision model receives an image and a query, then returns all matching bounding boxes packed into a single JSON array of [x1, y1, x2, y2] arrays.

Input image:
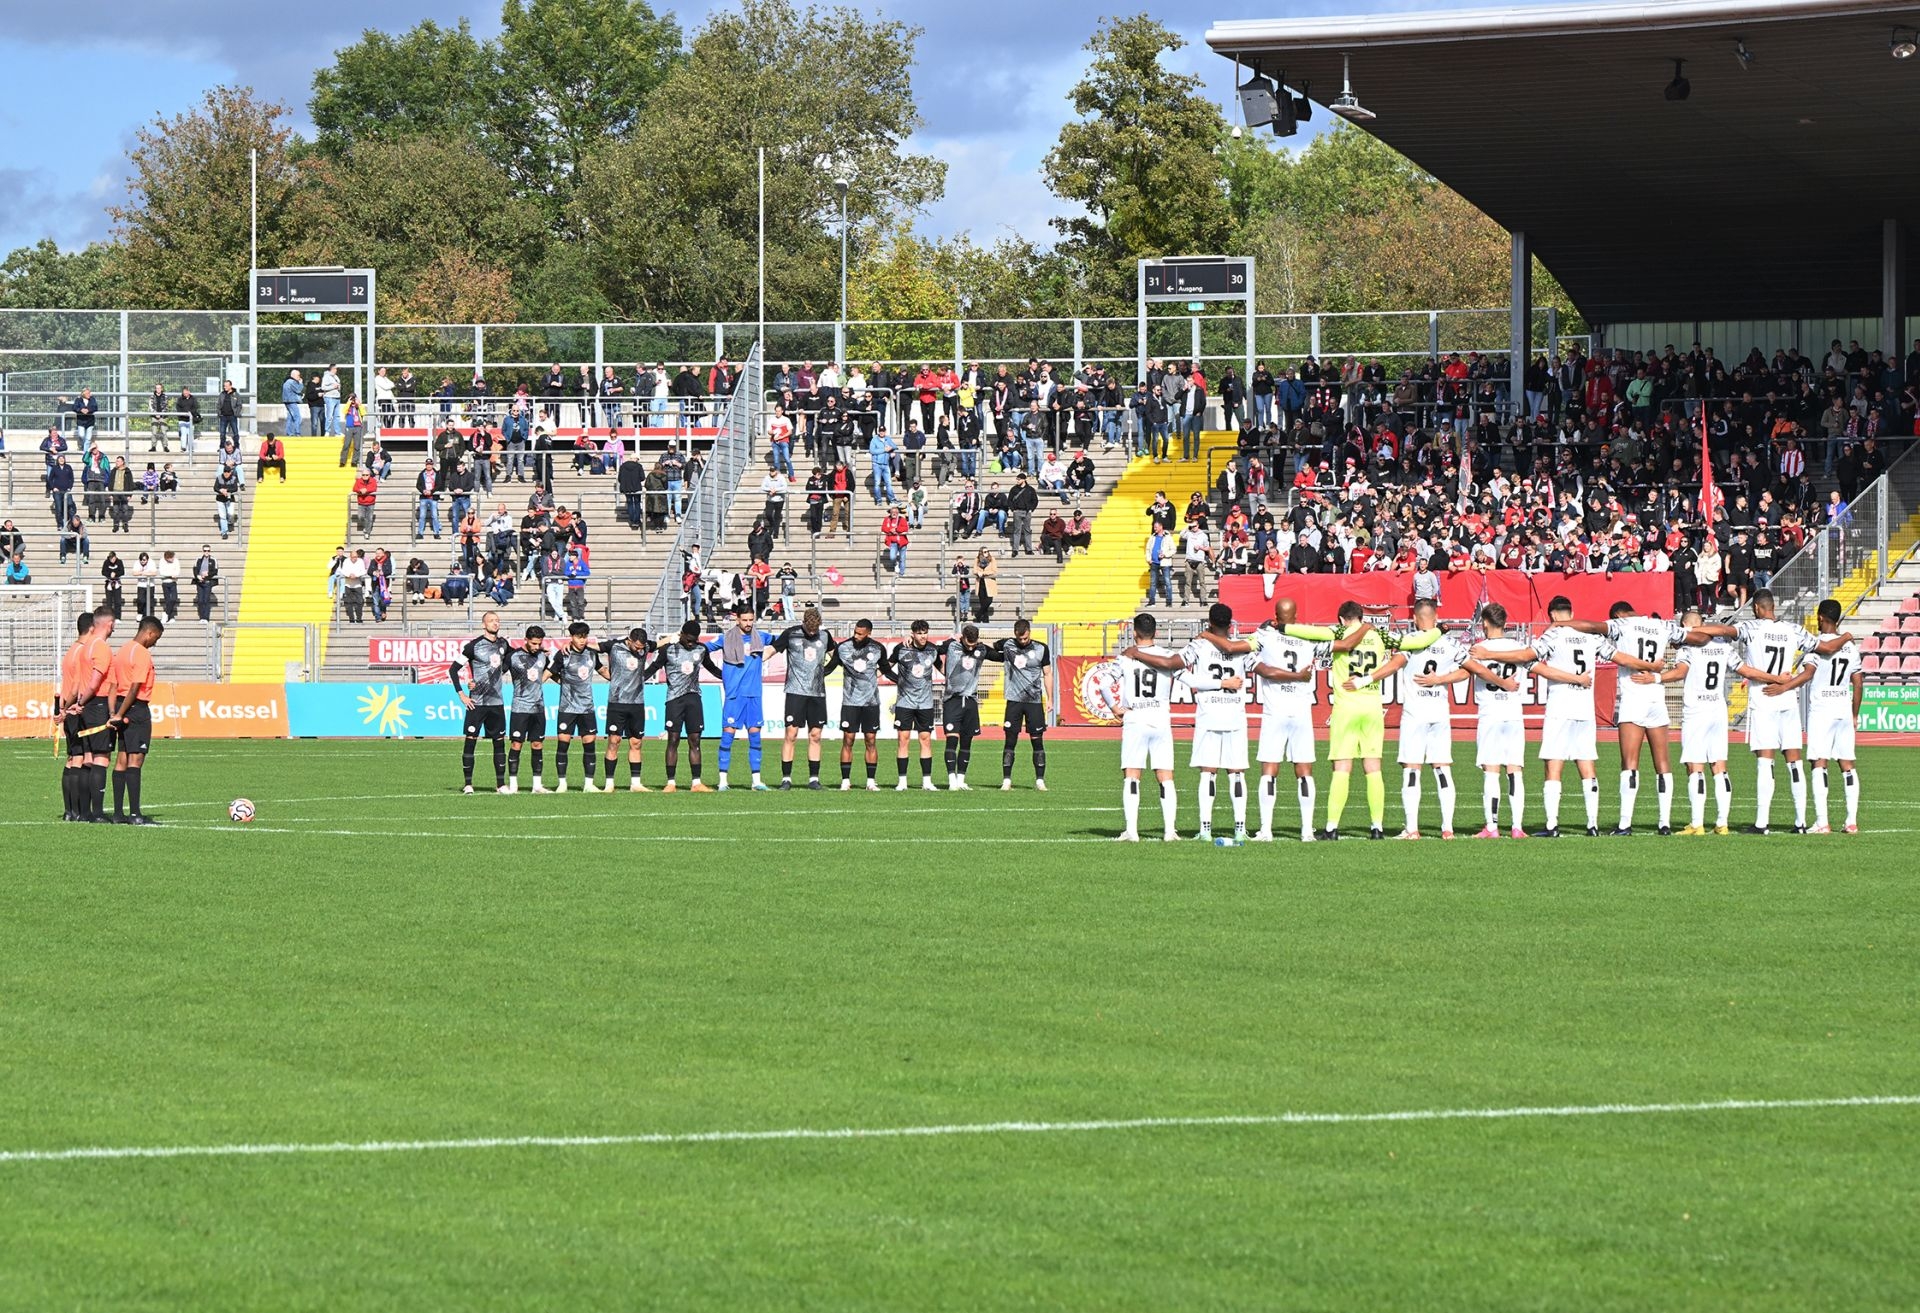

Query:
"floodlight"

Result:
[[1329, 54, 1375, 122], [1664, 59, 1691, 101], [1893, 26, 1918, 58]]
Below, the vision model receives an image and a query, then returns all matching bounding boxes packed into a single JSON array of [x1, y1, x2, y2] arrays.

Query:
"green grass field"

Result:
[[3, 738, 1917, 1311]]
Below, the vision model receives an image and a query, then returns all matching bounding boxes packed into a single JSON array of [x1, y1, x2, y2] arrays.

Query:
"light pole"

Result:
[[835, 175, 851, 368]]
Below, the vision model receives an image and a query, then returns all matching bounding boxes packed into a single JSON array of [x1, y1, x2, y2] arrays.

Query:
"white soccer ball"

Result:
[[1077, 660, 1127, 724], [228, 798, 256, 823]]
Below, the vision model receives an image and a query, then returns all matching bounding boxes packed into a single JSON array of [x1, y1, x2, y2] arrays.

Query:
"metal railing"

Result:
[[1752, 442, 1920, 628]]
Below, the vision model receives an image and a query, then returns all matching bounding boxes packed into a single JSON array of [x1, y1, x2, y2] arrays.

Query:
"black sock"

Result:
[[127, 766, 142, 816], [1032, 734, 1046, 780], [462, 739, 477, 784], [808, 758, 820, 781], [62, 767, 76, 815], [492, 739, 507, 784], [556, 741, 570, 778], [920, 755, 933, 781], [957, 737, 973, 774], [531, 748, 543, 777], [864, 756, 876, 783], [897, 753, 909, 781], [90, 764, 107, 818], [1002, 736, 1017, 780], [841, 757, 853, 784], [112, 768, 127, 817], [509, 747, 522, 780], [782, 759, 793, 781], [583, 749, 595, 782], [944, 741, 957, 773]]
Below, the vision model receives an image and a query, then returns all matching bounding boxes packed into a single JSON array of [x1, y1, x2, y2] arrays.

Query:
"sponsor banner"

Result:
[[1217, 571, 1673, 627], [368, 636, 464, 683], [285, 682, 722, 738], [1858, 683, 1920, 733], [0, 682, 288, 739], [1056, 655, 1616, 730]]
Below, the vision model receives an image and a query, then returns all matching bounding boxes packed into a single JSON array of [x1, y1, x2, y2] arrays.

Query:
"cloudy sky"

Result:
[[0, 0, 1455, 256]]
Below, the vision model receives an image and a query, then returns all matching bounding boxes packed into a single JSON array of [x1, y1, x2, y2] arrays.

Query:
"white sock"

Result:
[[1435, 768, 1456, 834], [1229, 774, 1247, 830], [1507, 772, 1525, 830], [1543, 779, 1562, 829], [1583, 776, 1601, 829], [1483, 772, 1501, 828], [1754, 757, 1774, 827], [1198, 774, 1216, 831], [1656, 772, 1674, 828], [1788, 761, 1806, 827], [1689, 772, 1707, 828], [1843, 769, 1859, 826], [1122, 777, 1140, 835], [1258, 774, 1277, 833], [1297, 775, 1316, 838], [1618, 769, 1639, 829], [1159, 779, 1178, 834], [1402, 769, 1422, 833], [751, 770, 762, 785], [1715, 771, 1732, 827], [1813, 767, 1830, 827]]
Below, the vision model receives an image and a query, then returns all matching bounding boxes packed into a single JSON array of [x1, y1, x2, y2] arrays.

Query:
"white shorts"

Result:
[[1680, 705, 1729, 765], [1615, 686, 1670, 729], [1191, 725, 1249, 772], [1121, 716, 1174, 772], [1805, 708, 1856, 760], [1256, 709, 1315, 764], [1475, 717, 1525, 768], [1745, 695, 1803, 753], [1540, 715, 1598, 762], [1397, 716, 1455, 765]]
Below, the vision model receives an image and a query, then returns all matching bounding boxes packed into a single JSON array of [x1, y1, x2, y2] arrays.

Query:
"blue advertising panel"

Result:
[[286, 682, 721, 738]]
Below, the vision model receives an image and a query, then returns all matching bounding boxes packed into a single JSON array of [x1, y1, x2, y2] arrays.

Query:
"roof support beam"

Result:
[[1510, 230, 1532, 425], [1885, 219, 1909, 363]]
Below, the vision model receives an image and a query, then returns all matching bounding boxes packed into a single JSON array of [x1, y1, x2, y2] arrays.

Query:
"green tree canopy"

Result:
[[309, 19, 492, 157]]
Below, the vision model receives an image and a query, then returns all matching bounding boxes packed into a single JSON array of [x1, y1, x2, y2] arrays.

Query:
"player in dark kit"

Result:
[[105, 615, 165, 824], [937, 623, 991, 789], [773, 607, 836, 789], [451, 610, 512, 793], [986, 617, 1051, 790], [550, 621, 606, 792], [505, 625, 552, 793], [601, 626, 652, 791], [826, 618, 888, 790], [882, 618, 941, 790], [647, 620, 723, 791]]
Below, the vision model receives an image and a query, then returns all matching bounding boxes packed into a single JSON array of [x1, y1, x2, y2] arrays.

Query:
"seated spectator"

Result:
[[1066, 510, 1092, 554], [258, 435, 288, 483], [5, 552, 29, 585], [1041, 510, 1068, 561]]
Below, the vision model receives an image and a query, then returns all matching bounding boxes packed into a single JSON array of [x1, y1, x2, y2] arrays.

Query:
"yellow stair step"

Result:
[[230, 442, 358, 681]]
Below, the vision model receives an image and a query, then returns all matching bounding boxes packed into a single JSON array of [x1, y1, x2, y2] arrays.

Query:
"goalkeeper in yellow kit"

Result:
[[1286, 599, 1443, 839]]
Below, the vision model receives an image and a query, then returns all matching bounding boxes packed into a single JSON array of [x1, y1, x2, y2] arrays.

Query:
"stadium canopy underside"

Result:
[[1207, 0, 1920, 352]]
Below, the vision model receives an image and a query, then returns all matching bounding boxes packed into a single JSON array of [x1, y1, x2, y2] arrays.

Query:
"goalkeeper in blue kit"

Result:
[[707, 600, 773, 790]]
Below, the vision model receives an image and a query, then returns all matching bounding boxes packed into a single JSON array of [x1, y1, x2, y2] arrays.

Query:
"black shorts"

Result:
[[605, 702, 646, 738], [463, 704, 506, 738], [114, 701, 153, 756], [839, 703, 880, 735], [942, 696, 980, 738], [63, 712, 86, 759], [510, 710, 546, 742], [82, 696, 112, 742], [895, 705, 936, 733], [785, 693, 828, 728], [665, 693, 703, 738], [1003, 700, 1045, 734], [557, 710, 598, 737]]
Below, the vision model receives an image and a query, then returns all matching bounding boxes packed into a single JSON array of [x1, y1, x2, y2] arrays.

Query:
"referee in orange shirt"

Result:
[[105, 615, 165, 825], [56, 606, 116, 823]]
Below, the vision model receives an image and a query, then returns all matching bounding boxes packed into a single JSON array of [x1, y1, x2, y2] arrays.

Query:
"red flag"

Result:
[[1697, 409, 1721, 523]]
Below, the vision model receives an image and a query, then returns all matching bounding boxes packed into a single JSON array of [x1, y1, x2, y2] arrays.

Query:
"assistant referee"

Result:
[[106, 615, 165, 825]]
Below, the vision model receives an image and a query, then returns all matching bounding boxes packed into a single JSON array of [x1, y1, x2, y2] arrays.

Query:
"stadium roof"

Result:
[[1207, 0, 1920, 325]]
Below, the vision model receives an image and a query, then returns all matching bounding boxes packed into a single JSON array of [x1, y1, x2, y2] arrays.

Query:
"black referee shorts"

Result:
[[463, 704, 506, 739], [114, 701, 153, 756], [942, 695, 980, 738], [1002, 699, 1045, 735], [63, 712, 86, 759], [839, 703, 880, 735], [785, 693, 828, 728], [605, 702, 646, 739], [509, 710, 546, 742]]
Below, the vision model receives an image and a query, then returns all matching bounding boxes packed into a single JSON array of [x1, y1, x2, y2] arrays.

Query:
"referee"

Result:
[[105, 615, 164, 825], [57, 612, 105, 821]]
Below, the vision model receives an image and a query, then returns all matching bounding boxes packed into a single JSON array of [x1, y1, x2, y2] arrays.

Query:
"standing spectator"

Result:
[[1145, 522, 1174, 605], [148, 384, 172, 451], [174, 386, 200, 453], [282, 370, 305, 435], [46, 452, 75, 527], [258, 433, 287, 483], [1006, 473, 1038, 556], [326, 546, 348, 604], [82, 449, 108, 522], [340, 548, 369, 623], [396, 367, 419, 428], [368, 547, 393, 621], [373, 366, 396, 432], [352, 467, 379, 541], [340, 394, 366, 467], [747, 557, 772, 617], [414, 460, 442, 539], [192, 545, 219, 621], [213, 466, 240, 540], [304, 371, 324, 437], [216, 379, 242, 446], [101, 551, 125, 618], [563, 545, 591, 621], [881, 505, 910, 577], [133, 552, 157, 617], [73, 387, 99, 452], [321, 364, 343, 436], [973, 548, 998, 623], [107, 457, 134, 533], [867, 424, 899, 505], [158, 550, 181, 618]]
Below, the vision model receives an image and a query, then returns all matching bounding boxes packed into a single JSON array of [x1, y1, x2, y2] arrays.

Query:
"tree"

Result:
[[108, 87, 303, 309], [0, 240, 122, 310], [487, 0, 683, 222], [1042, 15, 1234, 314], [386, 248, 518, 325], [309, 20, 492, 157], [571, 0, 944, 324]]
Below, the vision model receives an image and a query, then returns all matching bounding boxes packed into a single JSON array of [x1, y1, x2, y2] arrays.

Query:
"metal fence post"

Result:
[[472, 325, 483, 377], [1072, 318, 1083, 376], [953, 321, 963, 373], [118, 311, 130, 442], [1878, 479, 1890, 590], [1428, 311, 1440, 359], [1190, 316, 1201, 367], [1310, 314, 1321, 359]]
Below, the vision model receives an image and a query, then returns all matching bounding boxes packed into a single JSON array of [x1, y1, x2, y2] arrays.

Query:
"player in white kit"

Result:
[[1566, 602, 1686, 834], [1130, 602, 1252, 845], [1698, 590, 1851, 834], [1434, 603, 1533, 838], [1802, 598, 1863, 834], [1488, 597, 1618, 836], [1390, 598, 1468, 838], [1112, 612, 1181, 842], [1248, 597, 1326, 842], [1656, 608, 1739, 834]]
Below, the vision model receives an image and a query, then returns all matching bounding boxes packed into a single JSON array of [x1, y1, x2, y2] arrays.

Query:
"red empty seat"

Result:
[[1904, 617, 1920, 633], [1903, 655, 1920, 676], [1899, 597, 1920, 616], [1903, 636, 1920, 653], [1864, 634, 1887, 653], [1863, 653, 1885, 674]]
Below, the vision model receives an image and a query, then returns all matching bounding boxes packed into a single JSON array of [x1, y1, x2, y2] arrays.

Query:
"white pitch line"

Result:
[[1, 1094, 1912, 1167]]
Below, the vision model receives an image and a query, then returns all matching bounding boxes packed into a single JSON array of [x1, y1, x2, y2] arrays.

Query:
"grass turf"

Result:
[[2, 737, 1917, 1310]]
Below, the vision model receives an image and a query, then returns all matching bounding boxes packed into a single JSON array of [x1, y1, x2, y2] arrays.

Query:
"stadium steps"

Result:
[[1033, 432, 1242, 655], [229, 443, 358, 681], [0, 449, 252, 680]]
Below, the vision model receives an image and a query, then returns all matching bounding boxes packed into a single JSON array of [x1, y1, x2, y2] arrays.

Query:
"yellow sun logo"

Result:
[[357, 685, 410, 735]]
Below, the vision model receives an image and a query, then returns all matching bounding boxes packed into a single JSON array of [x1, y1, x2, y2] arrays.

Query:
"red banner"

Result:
[[1056, 655, 1618, 730], [1217, 571, 1673, 627]]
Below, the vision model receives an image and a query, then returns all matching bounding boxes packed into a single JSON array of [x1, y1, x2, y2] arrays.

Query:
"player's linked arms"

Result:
[[1533, 663, 1593, 689]]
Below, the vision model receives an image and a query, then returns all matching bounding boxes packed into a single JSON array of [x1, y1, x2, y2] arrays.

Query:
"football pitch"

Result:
[[3, 738, 1917, 1310]]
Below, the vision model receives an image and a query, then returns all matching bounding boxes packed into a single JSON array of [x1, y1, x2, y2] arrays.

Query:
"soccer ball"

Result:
[[228, 798, 256, 823], [1213, 836, 1240, 848], [1076, 660, 1127, 724]]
